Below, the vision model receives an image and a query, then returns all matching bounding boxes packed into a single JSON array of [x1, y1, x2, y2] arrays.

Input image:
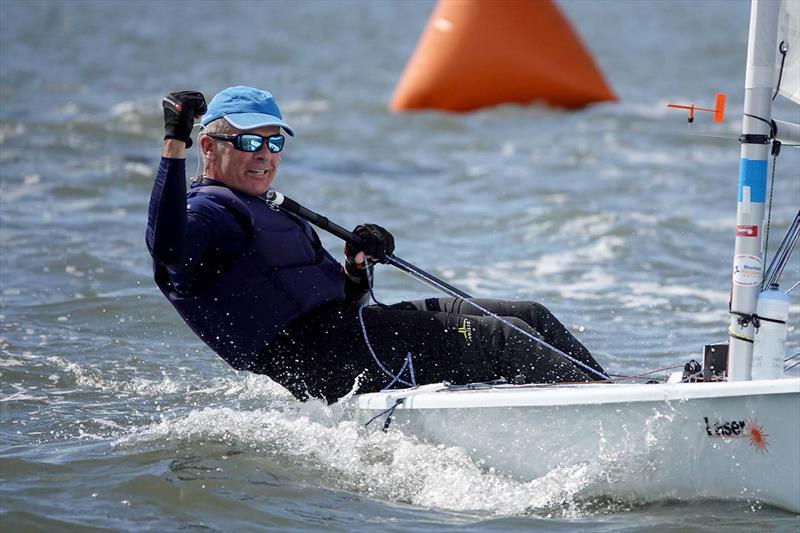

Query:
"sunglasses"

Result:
[[206, 133, 285, 153]]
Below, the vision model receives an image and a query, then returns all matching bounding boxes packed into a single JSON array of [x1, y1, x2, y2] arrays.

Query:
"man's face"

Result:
[[210, 125, 282, 196]]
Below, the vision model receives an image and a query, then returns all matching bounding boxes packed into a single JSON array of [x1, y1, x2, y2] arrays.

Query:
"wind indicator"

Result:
[[666, 92, 727, 123]]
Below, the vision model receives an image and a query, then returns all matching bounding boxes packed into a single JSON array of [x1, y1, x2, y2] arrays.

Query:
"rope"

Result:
[[604, 364, 684, 382], [362, 259, 388, 308], [363, 398, 405, 430], [357, 305, 416, 389], [381, 353, 416, 391], [727, 325, 754, 343], [784, 351, 800, 372], [680, 370, 704, 383], [356, 255, 417, 390], [743, 113, 776, 136], [761, 147, 778, 280], [440, 362, 689, 387], [773, 41, 788, 101]]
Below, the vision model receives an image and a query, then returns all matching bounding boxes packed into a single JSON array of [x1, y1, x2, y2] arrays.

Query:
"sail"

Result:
[[777, 0, 799, 104]]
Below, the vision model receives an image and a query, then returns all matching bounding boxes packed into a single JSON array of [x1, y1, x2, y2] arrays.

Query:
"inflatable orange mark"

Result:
[[390, 0, 617, 112]]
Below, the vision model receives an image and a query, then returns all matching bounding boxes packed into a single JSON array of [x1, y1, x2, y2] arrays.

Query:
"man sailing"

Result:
[[147, 86, 607, 402]]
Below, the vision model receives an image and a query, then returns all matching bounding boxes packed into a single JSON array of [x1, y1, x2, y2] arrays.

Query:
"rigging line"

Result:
[[762, 150, 778, 279], [443, 364, 677, 386], [786, 280, 800, 294], [763, 210, 800, 288], [356, 255, 416, 388], [607, 364, 685, 382], [381, 355, 415, 390], [785, 360, 800, 372], [361, 256, 389, 308], [742, 114, 778, 147], [687, 122, 738, 141], [357, 305, 414, 388], [743, 113, 775, 133], [680, 370, 704, 384], [446, 360, 696, 388], [728, 325, 754, 343], [363, 398, 405, 429], [407, 351, 417, 387], [773, 41, 788, 101], [385, 256, 609, 381], [443, 379, 508, 391]]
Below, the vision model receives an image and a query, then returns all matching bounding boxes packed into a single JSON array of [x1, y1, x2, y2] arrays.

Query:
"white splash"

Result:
[[117, 401, 601, 516]]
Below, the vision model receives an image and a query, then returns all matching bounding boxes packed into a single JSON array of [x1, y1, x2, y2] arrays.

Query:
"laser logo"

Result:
[[703, 417, 769, 453]]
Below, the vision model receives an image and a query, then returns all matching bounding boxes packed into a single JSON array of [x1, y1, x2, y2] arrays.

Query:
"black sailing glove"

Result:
[[345, 224, 396, 265], [162, 91, 207, 148]]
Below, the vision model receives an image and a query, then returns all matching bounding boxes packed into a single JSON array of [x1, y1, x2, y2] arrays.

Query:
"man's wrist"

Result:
[[344, 257, 370, 280], [162, 138, 188, 158]]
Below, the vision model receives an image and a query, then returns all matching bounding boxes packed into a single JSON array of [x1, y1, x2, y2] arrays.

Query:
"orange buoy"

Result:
[[390, 0, 617, 112]]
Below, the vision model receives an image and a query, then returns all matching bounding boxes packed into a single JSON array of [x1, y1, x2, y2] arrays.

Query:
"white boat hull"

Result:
[[357, 378, 800, 512]]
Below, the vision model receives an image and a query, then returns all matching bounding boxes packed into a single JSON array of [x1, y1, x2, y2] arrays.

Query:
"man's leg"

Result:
[[260, 298, 603, 403], [356, 302, 598, 391], [402, 297, 607, 379]]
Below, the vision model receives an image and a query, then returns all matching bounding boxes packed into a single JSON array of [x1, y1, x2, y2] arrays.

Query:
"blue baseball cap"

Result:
[[201, 86, 294, 136]]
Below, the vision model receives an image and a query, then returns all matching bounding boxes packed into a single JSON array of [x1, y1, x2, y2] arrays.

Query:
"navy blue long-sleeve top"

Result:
[[146, 157, 368, 298], [146, 157, 248, 294]]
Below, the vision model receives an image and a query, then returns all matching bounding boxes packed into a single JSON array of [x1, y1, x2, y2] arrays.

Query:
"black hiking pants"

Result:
[[254, 298, 607, 402]]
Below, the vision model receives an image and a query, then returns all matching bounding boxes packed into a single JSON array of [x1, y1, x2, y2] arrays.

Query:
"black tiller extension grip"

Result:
[[264, 190, 472, 299]]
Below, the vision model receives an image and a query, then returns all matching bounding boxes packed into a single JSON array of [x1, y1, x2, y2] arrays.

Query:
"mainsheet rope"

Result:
[[356, 257, 417, 390]]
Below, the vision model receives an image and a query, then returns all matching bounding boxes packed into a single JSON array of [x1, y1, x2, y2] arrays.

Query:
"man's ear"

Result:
[[199, 134, 215, 159]]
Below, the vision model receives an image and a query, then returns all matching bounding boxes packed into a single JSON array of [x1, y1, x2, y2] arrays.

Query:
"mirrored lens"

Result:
[[267, 135, 284, 153], [237, 135, 265, 152]]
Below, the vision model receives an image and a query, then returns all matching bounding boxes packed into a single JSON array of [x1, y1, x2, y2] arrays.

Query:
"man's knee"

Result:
[[500, 315, 535, 332], [523, 300, 550, 318]]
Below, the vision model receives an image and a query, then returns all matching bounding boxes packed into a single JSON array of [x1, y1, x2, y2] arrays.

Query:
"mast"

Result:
[[727, 0, 781, 381]]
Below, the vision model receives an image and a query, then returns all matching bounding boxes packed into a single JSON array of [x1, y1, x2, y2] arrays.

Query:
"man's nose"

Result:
[[254, 145, 275, 158]]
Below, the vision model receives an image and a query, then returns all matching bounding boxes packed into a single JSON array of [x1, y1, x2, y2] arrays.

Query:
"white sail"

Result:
[[777, 0, 800, 103]]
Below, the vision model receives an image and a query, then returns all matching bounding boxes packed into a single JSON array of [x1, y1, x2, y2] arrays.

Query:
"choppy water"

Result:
[[1, 0, 799, 530]]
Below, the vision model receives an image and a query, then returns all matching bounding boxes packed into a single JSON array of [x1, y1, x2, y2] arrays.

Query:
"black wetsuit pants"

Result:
[[255, 298, 607, 403]]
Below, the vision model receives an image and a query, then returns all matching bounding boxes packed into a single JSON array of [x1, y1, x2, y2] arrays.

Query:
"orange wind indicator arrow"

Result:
[[667, 92, 726, 123]]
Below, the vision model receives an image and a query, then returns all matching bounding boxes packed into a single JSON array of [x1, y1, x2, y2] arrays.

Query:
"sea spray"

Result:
[[117, 400, 606, 516]]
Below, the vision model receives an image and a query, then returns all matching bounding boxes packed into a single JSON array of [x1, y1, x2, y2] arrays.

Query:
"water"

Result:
[[1, 0, 799, 530]]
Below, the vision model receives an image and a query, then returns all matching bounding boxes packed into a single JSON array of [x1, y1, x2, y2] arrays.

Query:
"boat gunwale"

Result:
[[356, 377, 800, 410]]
